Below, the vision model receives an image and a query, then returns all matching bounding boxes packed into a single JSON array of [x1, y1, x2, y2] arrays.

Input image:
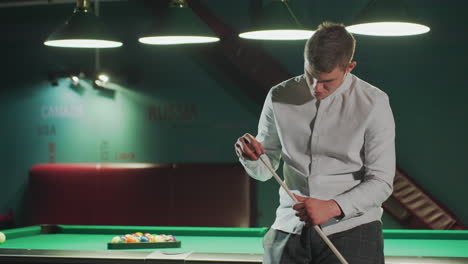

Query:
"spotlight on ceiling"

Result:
[[239, 0, 314, 40], [346, 0, 430, 36], [138, 0, 219, 45], [44, 0, 122, 48]]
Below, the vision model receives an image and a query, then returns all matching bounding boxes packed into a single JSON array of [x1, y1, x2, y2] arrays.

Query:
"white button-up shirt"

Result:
[[240, 73, 395, 235]]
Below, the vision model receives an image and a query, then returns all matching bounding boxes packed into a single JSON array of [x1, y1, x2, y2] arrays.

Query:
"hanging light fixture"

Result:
[[346, 0, 430, 36], [138, 0, 219, 45], [239, 0, 314, 40], [44, 0, 122, 48]]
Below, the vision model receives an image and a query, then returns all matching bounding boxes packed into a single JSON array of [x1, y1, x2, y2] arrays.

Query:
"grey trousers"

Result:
[[263, 221, 384, 264]]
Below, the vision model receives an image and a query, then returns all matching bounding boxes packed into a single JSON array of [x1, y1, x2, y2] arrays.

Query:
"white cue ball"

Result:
[[0, 232, 5, 244], [111, 236, 120, 243]]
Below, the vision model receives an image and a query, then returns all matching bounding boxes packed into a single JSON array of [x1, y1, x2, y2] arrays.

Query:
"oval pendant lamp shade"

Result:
[[138, 0, 219, 45], [239, 0, 314, 40], [346, 0, 430, 36], [44, 0, 122, 48]]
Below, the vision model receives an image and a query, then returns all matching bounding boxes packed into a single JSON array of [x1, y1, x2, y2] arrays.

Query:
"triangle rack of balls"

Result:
[[108, 232, 181, 249]]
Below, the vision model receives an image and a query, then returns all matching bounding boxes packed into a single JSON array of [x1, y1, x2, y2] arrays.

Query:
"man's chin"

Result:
[[314, 93, 326, 99]]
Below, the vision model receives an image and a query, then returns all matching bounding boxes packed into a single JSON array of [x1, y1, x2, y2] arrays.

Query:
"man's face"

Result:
[[304, 60, 356, 100]]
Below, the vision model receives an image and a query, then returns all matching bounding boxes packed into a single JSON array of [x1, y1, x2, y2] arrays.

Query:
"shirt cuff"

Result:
[[332, 200, 345, 221], [238, 156, 260, 168], [333, 195, 358, 221], [238, 155, 274, 182]]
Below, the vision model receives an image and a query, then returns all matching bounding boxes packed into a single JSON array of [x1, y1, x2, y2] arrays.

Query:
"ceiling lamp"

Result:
[[346, 0, 430, 36], [44, 0, 122, 48], [138, 0, 219, 45], [239, 0, 314, 40]]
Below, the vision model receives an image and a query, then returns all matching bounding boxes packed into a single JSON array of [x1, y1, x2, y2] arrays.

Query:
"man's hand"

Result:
[[234, 133, 265, 161], [293, 194, 343, 226]]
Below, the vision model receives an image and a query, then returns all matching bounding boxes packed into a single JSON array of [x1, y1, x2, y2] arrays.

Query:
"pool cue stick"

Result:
[[258, 155, 349, 264]]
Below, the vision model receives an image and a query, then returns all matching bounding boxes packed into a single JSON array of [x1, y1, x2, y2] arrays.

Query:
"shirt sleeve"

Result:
[[333, 93, 396, 220], [239, 89, 283, 182]]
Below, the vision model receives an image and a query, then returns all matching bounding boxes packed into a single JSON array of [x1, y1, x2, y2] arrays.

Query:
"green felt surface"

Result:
[[0, 233, 265, 253], [383, 229, 468, 258], [0, 225, 267, 254], [1, 225, 468, 258], [384, 239, 468, 257]]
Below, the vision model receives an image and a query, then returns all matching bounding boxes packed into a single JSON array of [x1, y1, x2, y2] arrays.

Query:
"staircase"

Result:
[[383, 168, 465, 229]]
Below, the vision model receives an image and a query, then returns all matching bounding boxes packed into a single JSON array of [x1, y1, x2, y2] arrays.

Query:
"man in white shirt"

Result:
[[235, 22, 395, 264]]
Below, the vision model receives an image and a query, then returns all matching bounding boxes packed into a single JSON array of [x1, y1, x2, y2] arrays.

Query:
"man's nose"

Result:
[[315, 82, 324, 92]]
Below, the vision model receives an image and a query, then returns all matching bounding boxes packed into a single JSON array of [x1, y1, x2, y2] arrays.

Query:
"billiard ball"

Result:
[[0, 232, 5, 244], [126, 236, 137, 243], [154, 235, 165, 242], [110, 236, 121, 243]]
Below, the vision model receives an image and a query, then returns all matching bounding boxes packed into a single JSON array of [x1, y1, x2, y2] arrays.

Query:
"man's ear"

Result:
[[346, 61, 357, 73]]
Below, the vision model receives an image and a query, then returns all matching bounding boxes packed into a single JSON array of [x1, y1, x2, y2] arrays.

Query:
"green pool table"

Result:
[[0, 225, 467, 264]]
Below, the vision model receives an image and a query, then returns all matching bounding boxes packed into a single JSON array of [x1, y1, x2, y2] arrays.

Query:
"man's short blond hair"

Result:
[[304, 21, 356, 73]]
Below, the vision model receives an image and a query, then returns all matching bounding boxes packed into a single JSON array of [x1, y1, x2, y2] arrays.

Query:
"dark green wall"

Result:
[[1, 0, 467, 229]]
